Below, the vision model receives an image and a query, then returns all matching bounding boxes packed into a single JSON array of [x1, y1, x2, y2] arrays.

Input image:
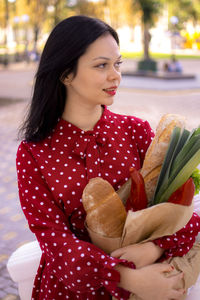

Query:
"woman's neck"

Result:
[[62, 102, 103, 132]]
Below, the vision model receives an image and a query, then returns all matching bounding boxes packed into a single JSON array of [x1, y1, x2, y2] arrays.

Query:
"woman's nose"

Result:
[[107, 66, 121, 82]]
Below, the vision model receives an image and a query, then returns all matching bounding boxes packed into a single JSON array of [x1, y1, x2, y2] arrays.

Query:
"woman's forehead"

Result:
[[83, 34, 120, 60]]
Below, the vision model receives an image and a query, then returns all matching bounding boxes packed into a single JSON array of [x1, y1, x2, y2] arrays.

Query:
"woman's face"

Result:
[[65, 33, 122, 108]]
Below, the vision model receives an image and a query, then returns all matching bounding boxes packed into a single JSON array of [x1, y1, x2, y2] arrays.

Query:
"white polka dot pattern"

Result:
[[16, 107, 200, 299], [17, 108, 153, 299], [153, 212, 200, 259]]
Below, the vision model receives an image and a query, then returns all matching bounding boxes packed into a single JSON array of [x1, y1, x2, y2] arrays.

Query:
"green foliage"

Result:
[[1, 0, 200, 58], [121, 51, 200, 59], [167, 0, 200, 30], [135, 0, 163, 24], [191, 168, 200, 195]]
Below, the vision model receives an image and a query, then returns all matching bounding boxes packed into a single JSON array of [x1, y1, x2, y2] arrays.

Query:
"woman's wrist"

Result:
[[149, 241, 164, 260], [114, 264, 138, 293]]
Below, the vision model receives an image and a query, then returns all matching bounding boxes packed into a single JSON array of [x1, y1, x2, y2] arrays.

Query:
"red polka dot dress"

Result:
[[16, 107, 200, 300]]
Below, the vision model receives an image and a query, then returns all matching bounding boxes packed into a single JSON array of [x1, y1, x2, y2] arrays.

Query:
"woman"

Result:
[[17, 16, 199, 300]]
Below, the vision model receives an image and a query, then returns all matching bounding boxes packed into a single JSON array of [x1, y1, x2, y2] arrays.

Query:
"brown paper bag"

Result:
[[122, 242, 200, 300], [87, 202, 200, 299], [87, 202, 194, 253]]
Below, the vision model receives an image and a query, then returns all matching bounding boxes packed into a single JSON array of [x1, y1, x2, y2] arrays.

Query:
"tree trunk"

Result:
[[143, 23, 151, 60], [33, 25, 39, 52]]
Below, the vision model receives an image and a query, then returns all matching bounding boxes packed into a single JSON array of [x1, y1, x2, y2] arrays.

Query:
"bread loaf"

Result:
[[140, 114, 186, 201], [82, 177, 127, 238]]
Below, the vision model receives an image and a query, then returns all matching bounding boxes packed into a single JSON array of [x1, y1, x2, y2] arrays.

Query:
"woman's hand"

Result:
[[132, 263, 185, 300], [115, 263, 185, 300], [111, 242, 164, 268]]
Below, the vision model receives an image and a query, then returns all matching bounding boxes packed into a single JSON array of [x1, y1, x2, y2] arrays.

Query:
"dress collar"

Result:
[[50, 106, 111, 150]]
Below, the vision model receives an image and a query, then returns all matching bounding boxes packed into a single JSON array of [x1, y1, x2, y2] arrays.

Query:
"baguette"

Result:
[[140, 114, 186, 201], [82, 177, 126, 238]]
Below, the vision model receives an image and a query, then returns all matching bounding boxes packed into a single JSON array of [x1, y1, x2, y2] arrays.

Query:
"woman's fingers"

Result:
[[168, 272, 185, 299], [170, 271, 184, 286], [153, 263, 175, 274], [169, 288, 185, 299], [111, 247, 126, 258]]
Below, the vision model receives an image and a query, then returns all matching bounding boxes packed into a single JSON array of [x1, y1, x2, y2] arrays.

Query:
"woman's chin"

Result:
[[102, 97, 114, 106]]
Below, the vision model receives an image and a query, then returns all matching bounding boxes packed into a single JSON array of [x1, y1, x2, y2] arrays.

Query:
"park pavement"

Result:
[[0, 59, 200, 300]]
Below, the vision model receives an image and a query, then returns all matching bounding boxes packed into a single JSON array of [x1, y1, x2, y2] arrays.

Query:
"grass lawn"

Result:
[[121, 52, 200, 60]]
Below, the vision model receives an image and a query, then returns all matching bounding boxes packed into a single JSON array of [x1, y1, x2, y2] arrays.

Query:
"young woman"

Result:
[[16, 16, 200, 300]]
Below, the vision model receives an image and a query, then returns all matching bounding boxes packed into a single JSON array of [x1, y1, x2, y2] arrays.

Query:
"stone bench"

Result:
[[122, 71, 196, 80]]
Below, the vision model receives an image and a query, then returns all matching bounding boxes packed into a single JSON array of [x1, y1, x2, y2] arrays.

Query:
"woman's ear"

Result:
[[63, 76, 72, 86], [60, 71, 73, 86]]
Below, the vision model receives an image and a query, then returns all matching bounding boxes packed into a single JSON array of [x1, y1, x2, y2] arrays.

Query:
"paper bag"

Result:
[[87, 201, 194, 253], [87, 202, 200, 299], [120, 242, 200, 300]]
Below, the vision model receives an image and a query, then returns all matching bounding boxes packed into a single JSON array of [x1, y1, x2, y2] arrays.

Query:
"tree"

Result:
[[70, 0, 104, 19], [132, 0, 163, 71], [69, 0, 135, 29], [102, 0, 136, 29], [25, 0, 50, 54], [1, 0, 19, 65], [165, 0, 200, 51], [167, 0, 200, 29], [48, 0, 73, 27]]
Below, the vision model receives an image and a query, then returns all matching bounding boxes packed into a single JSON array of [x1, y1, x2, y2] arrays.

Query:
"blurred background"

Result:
[[1, 0, 200, 66], [0, 1, 200, 299]]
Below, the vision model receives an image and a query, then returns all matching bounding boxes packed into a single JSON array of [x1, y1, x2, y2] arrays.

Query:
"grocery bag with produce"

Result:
[[82, 114, 200, 300]]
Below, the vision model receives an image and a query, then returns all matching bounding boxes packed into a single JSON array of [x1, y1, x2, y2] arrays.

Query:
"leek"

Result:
[[153, 126, 200, 204]]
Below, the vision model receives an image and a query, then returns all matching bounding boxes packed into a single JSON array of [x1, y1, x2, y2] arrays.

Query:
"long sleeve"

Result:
[[16, 141, 134, 299], [153, 212, 200, 260], [16, 108, 163, 299]]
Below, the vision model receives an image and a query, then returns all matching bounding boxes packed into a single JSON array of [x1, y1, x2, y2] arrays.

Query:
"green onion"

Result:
[[153, 126, 200, 204], [154, 127, 181, 202]]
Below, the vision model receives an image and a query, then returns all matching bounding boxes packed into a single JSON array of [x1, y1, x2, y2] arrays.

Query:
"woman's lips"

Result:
[[103, 86, 117, 96], [104, 90, 116, 95]]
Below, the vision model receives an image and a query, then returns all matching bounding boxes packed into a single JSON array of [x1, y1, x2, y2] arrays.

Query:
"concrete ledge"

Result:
[[122, 71, 196, 80]]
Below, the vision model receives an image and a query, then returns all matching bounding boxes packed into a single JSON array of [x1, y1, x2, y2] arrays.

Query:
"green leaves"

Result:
[[135, 0, 163, 24], [191, 168, 200, 195], [153, 125, 200, 204]]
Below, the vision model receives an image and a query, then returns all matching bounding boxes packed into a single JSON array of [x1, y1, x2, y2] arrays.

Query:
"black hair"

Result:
[[19, 15, 119, 142]]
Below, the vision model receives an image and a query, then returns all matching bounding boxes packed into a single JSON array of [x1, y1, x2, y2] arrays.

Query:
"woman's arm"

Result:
[[16, 141, 133, 300], [111, 213, 200, 267], [111, 242, 164, 268]]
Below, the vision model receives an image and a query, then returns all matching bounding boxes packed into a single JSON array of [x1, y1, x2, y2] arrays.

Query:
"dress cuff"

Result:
[[99, 256, 135, 300]]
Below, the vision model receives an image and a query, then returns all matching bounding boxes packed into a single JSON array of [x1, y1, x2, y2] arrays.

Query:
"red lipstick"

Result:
[[103, 86, 118, 96]]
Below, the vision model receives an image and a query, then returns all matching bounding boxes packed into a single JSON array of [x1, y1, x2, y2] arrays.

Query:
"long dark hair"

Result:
[[19, 15, 119, 142]]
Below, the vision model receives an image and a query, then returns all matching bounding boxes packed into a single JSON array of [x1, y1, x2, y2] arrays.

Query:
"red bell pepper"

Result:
[[126, 167, 148, 212], [167, 177, 195, 206]]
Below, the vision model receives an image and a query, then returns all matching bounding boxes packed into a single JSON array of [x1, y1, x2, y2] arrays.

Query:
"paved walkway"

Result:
[[0, 59, 200, 299]]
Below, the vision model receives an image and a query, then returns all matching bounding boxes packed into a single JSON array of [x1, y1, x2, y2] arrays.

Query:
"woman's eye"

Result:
[[96, 63, 107, 69], [115, 61, 123, 68]]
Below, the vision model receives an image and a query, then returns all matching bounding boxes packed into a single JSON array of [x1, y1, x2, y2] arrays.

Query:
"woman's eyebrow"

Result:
[[92, 55, 122, 61]]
